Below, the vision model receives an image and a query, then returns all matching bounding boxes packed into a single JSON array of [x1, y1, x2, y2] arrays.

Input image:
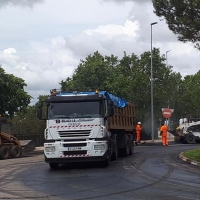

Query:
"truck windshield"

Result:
[[48, 101, 102, 119]]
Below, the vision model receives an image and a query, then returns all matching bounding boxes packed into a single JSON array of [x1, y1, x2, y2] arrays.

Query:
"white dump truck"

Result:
[[37, 89, 135, 169]]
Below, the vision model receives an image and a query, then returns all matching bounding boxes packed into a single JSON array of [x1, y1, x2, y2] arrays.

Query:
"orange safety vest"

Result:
[[136, 125, 142, 132], [160, 125, 168, 134]]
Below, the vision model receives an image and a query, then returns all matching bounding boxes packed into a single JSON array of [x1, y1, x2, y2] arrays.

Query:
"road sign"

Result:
[[162, 108, 173, 118]]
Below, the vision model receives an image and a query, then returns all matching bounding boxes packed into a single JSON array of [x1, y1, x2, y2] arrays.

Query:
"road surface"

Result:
[[0, 143, 200, 200]]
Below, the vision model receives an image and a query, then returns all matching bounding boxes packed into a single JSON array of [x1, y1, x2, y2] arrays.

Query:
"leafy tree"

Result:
[[11, 95, 49, 135], [117, 49, 182, 131], [11, 105, 45, 135], [61, 51, 119, 92], [181, 71, 200, 118], [152, 0, 200, 49], [0, 67, 31, 117]]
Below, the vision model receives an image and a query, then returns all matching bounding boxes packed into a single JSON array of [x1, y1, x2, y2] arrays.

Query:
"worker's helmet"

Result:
[[138, 122, 141, 124]]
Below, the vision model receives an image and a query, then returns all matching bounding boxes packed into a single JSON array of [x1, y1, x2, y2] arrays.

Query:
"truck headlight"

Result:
[[94, 144, 105, 150], [45, 146, 56, 152]]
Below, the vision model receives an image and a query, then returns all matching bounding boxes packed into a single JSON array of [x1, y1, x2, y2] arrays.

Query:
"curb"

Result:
[[179, 152, 200, 167]]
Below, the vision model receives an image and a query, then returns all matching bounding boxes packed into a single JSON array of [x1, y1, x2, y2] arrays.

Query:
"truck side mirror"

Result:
[[37, 102, 43, 119], [108, 100, 114, 106], [38, 102, 43, 108], [37, 108, 42, 119], [108, 106, 114, 117]]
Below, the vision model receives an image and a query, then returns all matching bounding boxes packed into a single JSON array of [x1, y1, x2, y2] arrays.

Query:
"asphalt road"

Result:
[[0, 143, 200, 200]]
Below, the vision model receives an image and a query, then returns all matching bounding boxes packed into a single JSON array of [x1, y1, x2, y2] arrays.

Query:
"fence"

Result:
[[14, 133, 45, 147], [1, 123, 45, 147]]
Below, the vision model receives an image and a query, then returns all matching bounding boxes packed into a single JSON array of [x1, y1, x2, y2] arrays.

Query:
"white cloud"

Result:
[[85, 20, 139, 37], [0, 37, 77, 104], [3, 48, 16, 54], [0, 0, 44, 8]]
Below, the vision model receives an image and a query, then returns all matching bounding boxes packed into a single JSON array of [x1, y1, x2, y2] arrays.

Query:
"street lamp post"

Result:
[[165, 50, 171, 129], [166, 50, 171, 66], [150, 22, 158, 142]]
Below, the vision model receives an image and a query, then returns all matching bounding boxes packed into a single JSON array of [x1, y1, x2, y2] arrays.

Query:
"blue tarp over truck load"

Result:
[[56, 91, 128, 108]]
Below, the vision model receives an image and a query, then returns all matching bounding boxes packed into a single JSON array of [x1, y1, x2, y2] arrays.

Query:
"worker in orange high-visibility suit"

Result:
[[160, 123, 168, 146], [136, 122, 142, 143]]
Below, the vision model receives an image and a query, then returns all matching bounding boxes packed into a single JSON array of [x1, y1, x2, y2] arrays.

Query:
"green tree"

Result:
[[11, 95, 49, 135], [11, 105, 46, 135], [0, 67, 31, 117], [181, 71, 200, 118], [118, 49, 182, 129], [61, 51, 119, 92], [152, 0, 200, 49]]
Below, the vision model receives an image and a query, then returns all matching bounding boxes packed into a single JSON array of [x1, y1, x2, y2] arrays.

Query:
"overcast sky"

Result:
[[0, 0, 199, 104]]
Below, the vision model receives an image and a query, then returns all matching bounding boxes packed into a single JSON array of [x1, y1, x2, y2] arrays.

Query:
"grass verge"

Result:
[[183, 148, 200, 162]]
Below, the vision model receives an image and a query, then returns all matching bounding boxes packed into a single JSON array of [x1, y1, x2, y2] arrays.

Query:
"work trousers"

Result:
[[136, 131, 141, 142], [162, 133, 168, 146]]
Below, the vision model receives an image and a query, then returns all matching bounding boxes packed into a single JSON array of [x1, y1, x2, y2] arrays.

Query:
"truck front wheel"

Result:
[[49, 163, 59, 170], [111, 134, 118, 161], [129, 135, 134, 155], [125, 135, 130, 156]]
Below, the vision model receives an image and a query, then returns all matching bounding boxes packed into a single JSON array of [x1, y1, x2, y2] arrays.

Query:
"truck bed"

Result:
[[108, 103, 135, 131]]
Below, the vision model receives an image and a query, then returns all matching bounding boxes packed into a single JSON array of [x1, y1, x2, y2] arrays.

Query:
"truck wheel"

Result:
[[102, 158, 110, 167], [101, 149, 111, 167], [129, 135, 134, 155], [102, 141, 112, 167], [124, 135, 130, 156], [10, 145, 22, 158], [185, 133, 196, 144], [0, 146, 9, 159], [111, 135, 118, 161], [49, 163, 59, 170]]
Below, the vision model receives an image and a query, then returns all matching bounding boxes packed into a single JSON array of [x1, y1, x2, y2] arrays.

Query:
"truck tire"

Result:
[[102, 140, 112, 167], [111, 135, 118, 161], [185, 133, 196, 144], [10, 145, 22, 158], [129, 135, 134, 155], [124, 135, 130, 156], [102, 149, 111, 167], [0, 146, 9, 159], [102, 158, 110, 167], [49, 163, 59, 170]]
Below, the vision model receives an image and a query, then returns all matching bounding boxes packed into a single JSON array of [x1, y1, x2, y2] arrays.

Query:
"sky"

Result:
[[0, 0, 199, 104]]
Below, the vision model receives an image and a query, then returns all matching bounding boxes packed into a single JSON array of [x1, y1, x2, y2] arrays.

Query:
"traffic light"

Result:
[[179, 86, 183, 94]]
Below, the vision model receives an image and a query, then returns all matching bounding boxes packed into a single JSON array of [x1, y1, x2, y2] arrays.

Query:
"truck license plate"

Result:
[[68, 147, 82, 151]]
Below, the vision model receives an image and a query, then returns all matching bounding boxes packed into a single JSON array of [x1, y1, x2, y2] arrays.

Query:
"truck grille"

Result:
[[58, 130, 91, 138]]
